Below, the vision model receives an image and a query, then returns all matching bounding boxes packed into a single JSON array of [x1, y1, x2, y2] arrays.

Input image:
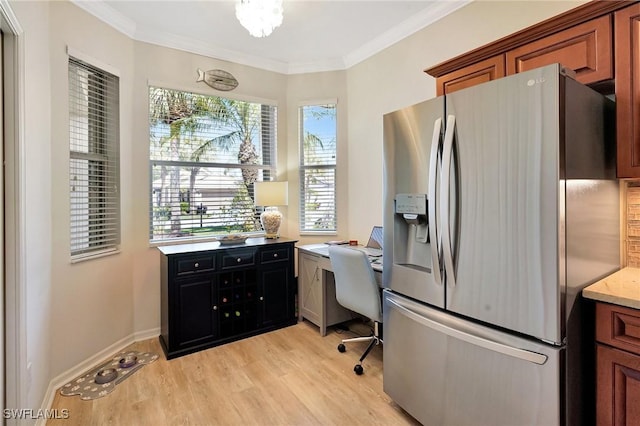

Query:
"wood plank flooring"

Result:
[[48, 320, 419, 425]]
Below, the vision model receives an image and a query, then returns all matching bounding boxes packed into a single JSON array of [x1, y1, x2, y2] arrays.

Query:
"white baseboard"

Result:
[[36, 327, 161, 426]]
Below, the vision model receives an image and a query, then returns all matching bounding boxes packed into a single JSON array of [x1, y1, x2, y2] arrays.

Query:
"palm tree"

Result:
[[150, 89, 271, 236], [192, 97, 266, 230], [194, 97, 262, 187], [149, 88, 214, 234]]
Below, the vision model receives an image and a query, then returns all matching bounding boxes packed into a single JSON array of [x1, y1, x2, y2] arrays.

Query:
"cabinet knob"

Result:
[[237, 258, 242, 263], [213, 305, 218, 310], [194, 262, 199, 268], [273, 253, 278, 258], [260, 296, 264, 301]]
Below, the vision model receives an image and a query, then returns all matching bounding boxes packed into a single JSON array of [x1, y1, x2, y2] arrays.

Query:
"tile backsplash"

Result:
[[627, 182, 640, 267]]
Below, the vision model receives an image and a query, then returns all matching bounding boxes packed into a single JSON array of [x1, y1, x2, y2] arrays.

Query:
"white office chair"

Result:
[[328, 245, 383, 375]]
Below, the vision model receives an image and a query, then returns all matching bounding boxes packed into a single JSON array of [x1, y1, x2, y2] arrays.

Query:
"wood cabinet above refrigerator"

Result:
[[614, 3, 640, 178], [425, 0, 640, 178]]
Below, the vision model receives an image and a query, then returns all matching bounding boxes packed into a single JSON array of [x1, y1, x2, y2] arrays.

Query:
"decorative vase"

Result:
[[260, 207, 282, 239]]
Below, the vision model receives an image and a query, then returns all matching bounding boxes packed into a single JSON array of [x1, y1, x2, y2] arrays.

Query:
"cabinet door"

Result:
[[615, 3, 640, 178], [298, 252, 322, 325], [259, 265, 292, 327], [597, 344, 640, 426], [506, 15, 612, 84], [435, 55, 505, 96], [174, 276, 217, 349]]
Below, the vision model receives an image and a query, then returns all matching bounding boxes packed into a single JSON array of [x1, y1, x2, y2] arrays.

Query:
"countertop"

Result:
[[296, 243, 383, 272], [582, 267, 640, 309], [157, 237, 297, 255]]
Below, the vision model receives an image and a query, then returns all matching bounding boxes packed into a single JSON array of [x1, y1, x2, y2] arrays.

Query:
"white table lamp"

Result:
[[255, 181, 288, 239]]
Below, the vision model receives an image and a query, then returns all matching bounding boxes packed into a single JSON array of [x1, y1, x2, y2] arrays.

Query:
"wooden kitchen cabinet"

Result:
[[427, 1, 638, 177], [436, 55, 505, 96], [436, 14, 612, 96], [615, 3, 640, 178], [159, 238, 297, 359], [595, 302, 640, 425], [506, 15, 612, 85], [434, 14, 613, 97]]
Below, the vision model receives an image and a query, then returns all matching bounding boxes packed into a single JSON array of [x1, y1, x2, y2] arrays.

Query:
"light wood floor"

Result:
[[48, 320, 419, 426]]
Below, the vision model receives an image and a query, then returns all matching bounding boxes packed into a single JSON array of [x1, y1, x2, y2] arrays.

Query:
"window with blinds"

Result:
[[299, 103, 337, 232], [149, 87, 277, 242], [69, 57, 120, 259]]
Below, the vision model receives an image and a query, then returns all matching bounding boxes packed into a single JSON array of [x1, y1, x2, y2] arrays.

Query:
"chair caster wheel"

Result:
[[337, 343, 346, 353], [354, 364, 364, 375]]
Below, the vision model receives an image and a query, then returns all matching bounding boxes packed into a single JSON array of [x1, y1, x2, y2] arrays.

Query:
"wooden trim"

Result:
[[425, 0, 632, 78], [615, 2, 640, 177], [435, 54, 505, 96], [505, 15, 613, 83], [596, 302, 640, 354]]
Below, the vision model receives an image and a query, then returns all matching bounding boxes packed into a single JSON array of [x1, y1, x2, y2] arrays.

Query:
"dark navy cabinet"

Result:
[[159, 238, 297, 359]]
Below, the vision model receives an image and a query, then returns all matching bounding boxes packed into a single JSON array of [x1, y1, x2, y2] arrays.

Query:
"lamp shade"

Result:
[[255, 181, 288, 206]]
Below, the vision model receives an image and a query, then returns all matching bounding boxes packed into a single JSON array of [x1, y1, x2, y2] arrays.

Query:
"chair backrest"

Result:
[[328, 245, 382, 323]]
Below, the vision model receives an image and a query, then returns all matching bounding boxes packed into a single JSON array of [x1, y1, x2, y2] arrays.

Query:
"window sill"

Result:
[[71, 248, 120, 264], [299, 231, 338, 236]]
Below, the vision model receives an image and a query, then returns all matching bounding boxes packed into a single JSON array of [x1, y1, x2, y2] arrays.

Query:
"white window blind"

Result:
[[299, 103, 337, 232], [149, 87, 277, 242], [69, 57, 120, 259]]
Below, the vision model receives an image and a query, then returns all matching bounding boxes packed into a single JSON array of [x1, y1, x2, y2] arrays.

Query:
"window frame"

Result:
[[148, 85, 279, 244], [68, 49, 121, 262], [298, 100, 338, 235]]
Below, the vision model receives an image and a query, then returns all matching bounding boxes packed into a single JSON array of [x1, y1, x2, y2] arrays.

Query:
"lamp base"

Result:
[[260, 207, 282, 239]]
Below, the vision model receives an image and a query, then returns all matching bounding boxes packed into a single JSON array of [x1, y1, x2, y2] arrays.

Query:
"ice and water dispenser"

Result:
[[393, 193, 432, 271]]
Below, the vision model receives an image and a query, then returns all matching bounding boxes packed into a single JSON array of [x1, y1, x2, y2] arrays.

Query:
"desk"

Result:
[[297, 244, 382, 336]]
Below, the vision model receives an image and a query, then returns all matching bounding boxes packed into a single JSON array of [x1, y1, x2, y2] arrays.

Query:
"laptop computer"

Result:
[[361, 226, 383, 257]]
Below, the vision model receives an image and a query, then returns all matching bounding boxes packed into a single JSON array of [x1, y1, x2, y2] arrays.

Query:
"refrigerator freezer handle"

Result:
[[428, 118, 442, 286], [441, 114, 456, 287], [386, 296, 549, 365]]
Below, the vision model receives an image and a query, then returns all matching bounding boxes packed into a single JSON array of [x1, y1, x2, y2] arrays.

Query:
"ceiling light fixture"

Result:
[[235, 0, 284, 38]]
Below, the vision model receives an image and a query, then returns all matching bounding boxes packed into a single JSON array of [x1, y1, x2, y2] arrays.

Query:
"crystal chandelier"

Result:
[[235, 0, 284, 38]]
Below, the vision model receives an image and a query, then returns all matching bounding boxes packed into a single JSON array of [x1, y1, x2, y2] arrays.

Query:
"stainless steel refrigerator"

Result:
[[382, 63, 619, 426]]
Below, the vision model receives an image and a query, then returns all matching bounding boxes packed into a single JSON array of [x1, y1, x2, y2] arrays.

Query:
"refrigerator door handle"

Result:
[[441, 114, 456, 287], [428, 118, 442, 286], [386, 296, 549, 365]]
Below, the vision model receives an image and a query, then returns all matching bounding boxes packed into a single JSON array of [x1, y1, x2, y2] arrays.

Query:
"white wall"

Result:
[[47, 0, 136, 386], [6, 0, 590, 413], [8, 0, 53, 412], [344, 0, 588, 244]]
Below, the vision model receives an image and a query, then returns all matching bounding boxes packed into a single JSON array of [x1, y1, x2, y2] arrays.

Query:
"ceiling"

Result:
[[72, 0, 471, 74]]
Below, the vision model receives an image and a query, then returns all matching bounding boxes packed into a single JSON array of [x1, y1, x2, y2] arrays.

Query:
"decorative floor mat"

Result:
[[60, 350, 159, 400]]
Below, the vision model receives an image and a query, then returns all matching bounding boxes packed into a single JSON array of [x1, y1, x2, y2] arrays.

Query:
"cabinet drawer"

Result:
[[221, 250, 256, 269], [175, 255, 215, 276], [260, 247, 290, 264], [596, 303, 640, 354]]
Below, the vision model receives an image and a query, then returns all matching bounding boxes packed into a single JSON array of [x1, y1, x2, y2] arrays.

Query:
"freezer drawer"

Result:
[[383, 290, 562, 426]]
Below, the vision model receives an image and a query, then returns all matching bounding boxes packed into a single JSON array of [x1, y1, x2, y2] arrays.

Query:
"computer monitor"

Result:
[[366, 226, 383, 250]]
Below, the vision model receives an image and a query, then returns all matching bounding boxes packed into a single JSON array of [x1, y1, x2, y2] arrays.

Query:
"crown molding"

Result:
[[72, 0, 469, 75], [343, 0, 471, 69], [134, 26, 292, 74], [71, 0, 137, 37]]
